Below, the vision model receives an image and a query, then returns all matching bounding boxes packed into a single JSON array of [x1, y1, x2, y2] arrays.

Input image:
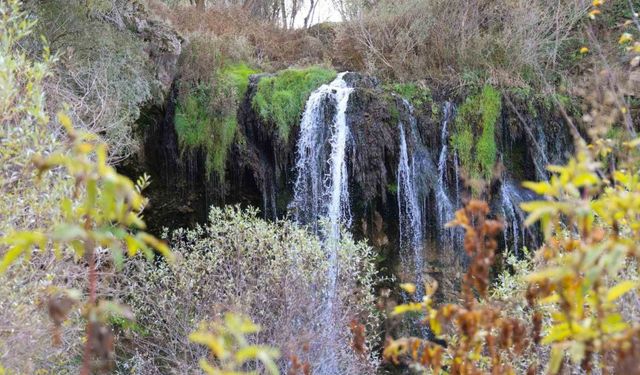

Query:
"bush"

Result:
[[163, 6, 331, 70], [252, 66, 336, 140], [2, 2, 169, 373], [117, 206, 380, 374], [452, 85, 502, 185], [349, 0, 589, 87], [33, 0, 162, 162], [0, 2, 82, 371]]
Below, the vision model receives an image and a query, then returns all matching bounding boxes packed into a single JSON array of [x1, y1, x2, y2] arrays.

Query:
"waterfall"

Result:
[[532, 119, 551, 181], [261, 175, 278, 220], [290, 72, 353, 375], [292, 72, 353, 237], [500, 177, 538, 256], [397, 100, 425, 297], [435, 102, 461, 252]]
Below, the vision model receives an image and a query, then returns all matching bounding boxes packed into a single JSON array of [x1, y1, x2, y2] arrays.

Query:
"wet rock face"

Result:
[[134, 70, 574, 263]]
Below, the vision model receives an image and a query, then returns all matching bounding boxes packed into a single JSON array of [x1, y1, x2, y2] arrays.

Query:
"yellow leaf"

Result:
[[522, 181, 552, 195], [542, 323, 572, 344], [573, 172, 599, 187], [198, 358, 218, 375], [75, 143, 93, 154], [429, 310, 442, 335], [391, 302, 424, 316], [400, 283, 416, 294], [619, 33, 633, 44], [189, 331, 226, 358], [548, 345, 565, 374], [57, 112, 74, 133], [0, 245, 26, 273], [525, 267, 570, 283], [606, 280, 637, 302], [539, 293, 560, 305], [139, 232, 173, 261], [579, 46, 589, 54]]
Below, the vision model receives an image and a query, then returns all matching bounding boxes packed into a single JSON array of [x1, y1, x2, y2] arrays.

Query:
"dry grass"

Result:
[[344, 0, 590, 89], [153, 4, 330, 71]]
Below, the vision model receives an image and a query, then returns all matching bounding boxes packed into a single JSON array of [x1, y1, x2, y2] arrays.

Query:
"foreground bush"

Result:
[[0, 1, 79, 371], [116, 206, 380, 374]]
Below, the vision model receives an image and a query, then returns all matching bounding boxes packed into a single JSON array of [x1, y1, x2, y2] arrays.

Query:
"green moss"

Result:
[[220, 63, 259, 100], [385, 94, 401, 124], [175, 63, 259, 178], [452, 85, 502, 186], [252, 66, 337, 140], [384, 83, 432, 109]]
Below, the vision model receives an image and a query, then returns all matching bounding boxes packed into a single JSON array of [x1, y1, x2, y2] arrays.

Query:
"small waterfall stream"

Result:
[[499, 177, 538, 256], [290, 72, 353, 375], [397, 101, 425, 298], [435, 103, 463, 254]]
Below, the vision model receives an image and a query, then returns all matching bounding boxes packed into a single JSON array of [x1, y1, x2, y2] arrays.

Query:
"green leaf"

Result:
[[52, 224, 85, 242]]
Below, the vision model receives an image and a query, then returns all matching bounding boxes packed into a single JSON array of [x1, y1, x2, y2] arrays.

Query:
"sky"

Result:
[[294, 0, 343, 27]]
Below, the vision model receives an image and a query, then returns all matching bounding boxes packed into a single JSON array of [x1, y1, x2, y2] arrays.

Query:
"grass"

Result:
[[452, 85, 502, 185], [220, 63, 259, 101], [175, 63, 259, 178], [252, 66, 337, 141], [384, 82, 432, 109]]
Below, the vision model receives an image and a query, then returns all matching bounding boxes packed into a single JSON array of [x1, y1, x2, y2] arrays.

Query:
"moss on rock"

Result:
[[175, 62, 259, 178], [383, 82, 432, 109], [452, 85, 502, 185], [252, 66, 336, 141]]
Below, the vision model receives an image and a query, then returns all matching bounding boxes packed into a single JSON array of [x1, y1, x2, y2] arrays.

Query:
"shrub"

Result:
[[163, 6, 331, 70], [1, 3, 170, 374], [0, 3, 78, 371], [117, 206, 380, 374], [451, 85, 502, 186], [33, 0, 162, 162], [252, 66, 336, 140], [348, 0, 589, 87], [189, 313, 280, 374]]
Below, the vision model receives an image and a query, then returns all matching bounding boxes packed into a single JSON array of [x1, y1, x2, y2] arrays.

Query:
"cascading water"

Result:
[[532, 119, 551, 181], [292, 73, 353, 237], [499, 177, 538, 256], [397, 101, 425, 298], [290, 72, 353, 375], [435, 102, 462, 253]]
